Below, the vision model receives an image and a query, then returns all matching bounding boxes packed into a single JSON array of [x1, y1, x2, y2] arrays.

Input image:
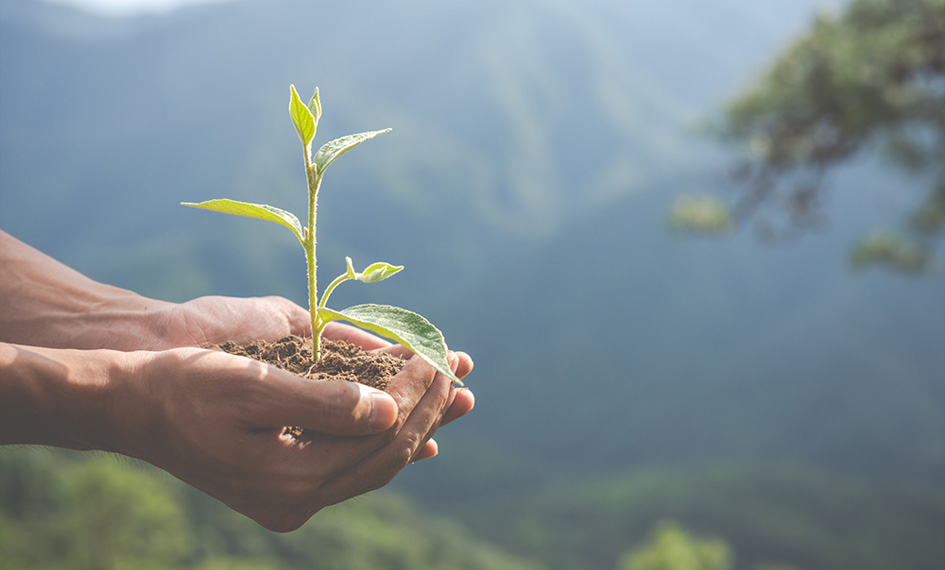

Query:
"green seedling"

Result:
[[182, 85, 460, 384]]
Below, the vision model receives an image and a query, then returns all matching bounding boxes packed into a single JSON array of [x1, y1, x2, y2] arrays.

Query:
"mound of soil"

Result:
[[212, 335, 406, 391], [212, 336, 407, 439]]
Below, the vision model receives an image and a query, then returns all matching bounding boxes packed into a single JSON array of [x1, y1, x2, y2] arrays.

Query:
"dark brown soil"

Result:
[[211, 335, 406, 391]]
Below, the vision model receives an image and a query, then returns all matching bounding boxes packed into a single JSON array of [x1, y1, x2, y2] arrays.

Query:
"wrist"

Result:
[[0, 231, 175, 350], [78, 291, 177, 351]]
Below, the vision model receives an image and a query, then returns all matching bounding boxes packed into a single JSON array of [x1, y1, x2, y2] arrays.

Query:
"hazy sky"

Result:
[[42, 0, 234, 16], [44, 0, 845, 19]]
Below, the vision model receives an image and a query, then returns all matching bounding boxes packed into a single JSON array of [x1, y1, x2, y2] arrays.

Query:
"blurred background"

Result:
[[1, 0, 943, 568]]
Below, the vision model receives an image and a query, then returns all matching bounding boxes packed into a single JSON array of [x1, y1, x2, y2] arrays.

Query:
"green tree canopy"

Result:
[[682, 0, 945, 272], [617, 520, 733, 570]]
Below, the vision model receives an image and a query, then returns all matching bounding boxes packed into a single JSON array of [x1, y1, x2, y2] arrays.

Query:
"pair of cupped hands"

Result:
[[141, 296, 474, 532], [0, 235, 473, 532]]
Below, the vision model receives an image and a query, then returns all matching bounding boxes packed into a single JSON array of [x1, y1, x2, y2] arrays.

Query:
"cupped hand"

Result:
[[122, 344, 470, 532], [153, 295, 312, 350]]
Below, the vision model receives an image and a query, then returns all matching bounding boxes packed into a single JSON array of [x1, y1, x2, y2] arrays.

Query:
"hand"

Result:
[[153, 294, 312, 349], [159, 298, 476, 464], [161, 295, 477, 458], [118, 346, 473, 532]]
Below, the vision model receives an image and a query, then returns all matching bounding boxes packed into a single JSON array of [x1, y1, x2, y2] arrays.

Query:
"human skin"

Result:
[[0, 230, 475, 531]]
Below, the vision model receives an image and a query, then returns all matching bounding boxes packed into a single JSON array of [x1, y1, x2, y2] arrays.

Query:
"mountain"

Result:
[[398, 165, 945, 513], [1, 0, 823, 298]]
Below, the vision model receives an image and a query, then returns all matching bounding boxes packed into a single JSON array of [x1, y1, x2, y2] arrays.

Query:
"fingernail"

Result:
[[447, 351, 459, 372], [369, 391, 397, 430]]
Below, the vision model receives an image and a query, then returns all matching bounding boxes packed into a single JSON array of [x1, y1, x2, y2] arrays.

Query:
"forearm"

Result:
[[0, 230, 173, 350], [0, 341, 144, 453], [1, 231, 314, 351]]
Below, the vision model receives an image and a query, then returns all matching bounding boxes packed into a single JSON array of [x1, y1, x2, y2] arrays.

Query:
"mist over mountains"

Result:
[[2, 0, 817, 264], [2, 0, 944, 566]]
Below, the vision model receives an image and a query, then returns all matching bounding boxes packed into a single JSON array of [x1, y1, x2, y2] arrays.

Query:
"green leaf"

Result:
[[289, 84, 316, 147], [313, 129, 391, 175], [181, 199, 304, 245], [318, 304, 462, 385]]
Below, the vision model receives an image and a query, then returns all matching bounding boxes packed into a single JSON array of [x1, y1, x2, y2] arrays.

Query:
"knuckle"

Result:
[[391, 435, 423, 469]]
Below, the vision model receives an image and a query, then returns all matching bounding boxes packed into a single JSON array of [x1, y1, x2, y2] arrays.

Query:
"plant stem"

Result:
[[304, 152, 323, 361]]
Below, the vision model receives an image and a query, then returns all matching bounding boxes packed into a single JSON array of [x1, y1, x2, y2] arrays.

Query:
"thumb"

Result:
[[253, 368, 398, 436]]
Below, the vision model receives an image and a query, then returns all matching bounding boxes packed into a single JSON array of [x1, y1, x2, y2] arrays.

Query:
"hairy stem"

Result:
[[304, 152, 324, 360]]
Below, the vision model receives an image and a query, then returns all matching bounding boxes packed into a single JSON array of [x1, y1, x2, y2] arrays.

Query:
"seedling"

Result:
[[182, 85, 460, 384]]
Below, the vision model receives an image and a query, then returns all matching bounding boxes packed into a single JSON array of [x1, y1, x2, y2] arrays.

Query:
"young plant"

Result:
[[182, 85, 461, 384]]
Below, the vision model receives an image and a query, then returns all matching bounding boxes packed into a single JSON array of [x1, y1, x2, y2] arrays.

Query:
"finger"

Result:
[[440, 388, 475, 427], [250, 365, 398, 435], [290, 354, 442, 482], [413, 438, 438, 462], [317, 371, 453, 504], [383, 355, 440, 426], [397, 353, 469, 462], [407, 377, 457, 461], [434, 351, 473, 426], [407, 401, 450, 464], [368, 372, 453, 478], [374, 349, 473, 384], [392, 357, 469, 464], [452, 351, 474, 381], [322, 322, 391, 350]]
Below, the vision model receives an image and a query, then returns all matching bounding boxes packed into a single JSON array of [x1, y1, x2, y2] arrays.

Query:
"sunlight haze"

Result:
[[42, 0, 233, 16]]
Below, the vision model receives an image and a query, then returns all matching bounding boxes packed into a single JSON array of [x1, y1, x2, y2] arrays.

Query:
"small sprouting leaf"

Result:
[[355, 260, 403, 283], [181, 199, 304, 245], [307, 87, 322, 124], [313, 129, 391, 175], [319, 258, 405, 310], [289, 84, 316, 147], [318, 304, 462, 384]]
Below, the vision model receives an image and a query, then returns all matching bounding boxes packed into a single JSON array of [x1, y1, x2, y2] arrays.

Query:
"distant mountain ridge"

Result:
[[1, 0, 830, 307], [1, 0, 820, 249]]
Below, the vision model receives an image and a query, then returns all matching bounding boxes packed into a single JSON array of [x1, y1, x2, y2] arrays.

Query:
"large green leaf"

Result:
[[289, 84, 316, 147], [318, 304, 462, 385], [313, 129, 391, 175], [181, 199, 304, 245]]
